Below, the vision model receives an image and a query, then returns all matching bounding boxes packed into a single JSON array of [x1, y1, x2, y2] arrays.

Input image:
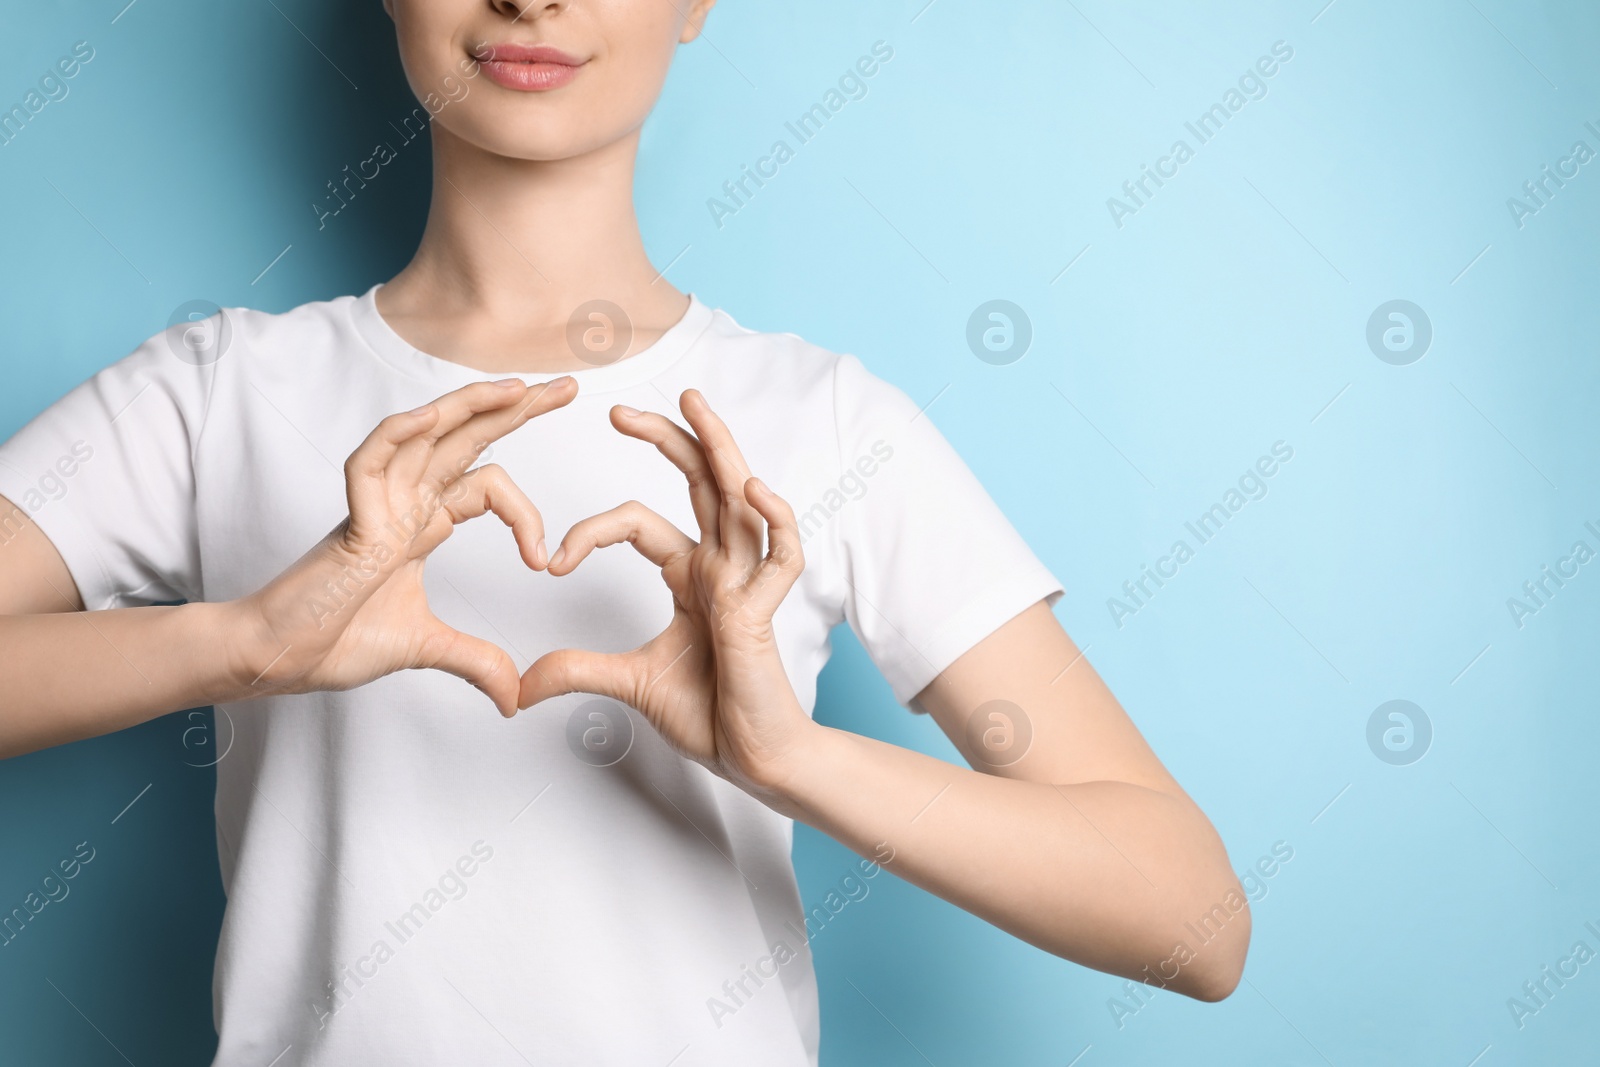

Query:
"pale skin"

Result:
[[0, 0, 1248, 1006]]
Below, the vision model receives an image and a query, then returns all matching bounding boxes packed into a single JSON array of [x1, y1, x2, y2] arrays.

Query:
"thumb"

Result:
[[418, 624, 521, 717], [520, 648, 639, 711]]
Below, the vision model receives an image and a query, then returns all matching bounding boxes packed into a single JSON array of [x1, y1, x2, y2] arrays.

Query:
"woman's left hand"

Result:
[[518, 389, 814, 800]]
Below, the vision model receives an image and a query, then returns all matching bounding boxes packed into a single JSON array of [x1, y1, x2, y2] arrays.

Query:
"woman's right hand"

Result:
[[228, 376, 577, 715]]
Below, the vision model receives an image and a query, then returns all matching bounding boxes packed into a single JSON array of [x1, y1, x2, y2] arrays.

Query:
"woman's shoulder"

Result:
[[216, 288, 366, 359], [690, 299, 907, 414], [161, 285, 406, 396]]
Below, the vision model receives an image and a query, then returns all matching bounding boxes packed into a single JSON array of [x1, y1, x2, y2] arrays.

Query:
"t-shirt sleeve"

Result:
[[0, 324, 212, 609], [827, 353, 1064, 708]]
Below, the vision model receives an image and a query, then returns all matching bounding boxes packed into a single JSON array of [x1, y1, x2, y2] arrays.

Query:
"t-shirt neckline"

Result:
[[348, 283, 715, 394]]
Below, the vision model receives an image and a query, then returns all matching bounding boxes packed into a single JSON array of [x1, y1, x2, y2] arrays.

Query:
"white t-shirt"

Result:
[[0, 286, 1063, 1066]]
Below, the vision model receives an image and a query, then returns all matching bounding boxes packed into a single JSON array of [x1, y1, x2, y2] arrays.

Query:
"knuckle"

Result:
[[688, 559, 719, 595]]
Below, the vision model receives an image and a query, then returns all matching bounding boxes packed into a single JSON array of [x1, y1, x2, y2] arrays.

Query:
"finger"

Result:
[[440, 464, 549, 570], [547, 500, 695, 576], [345, 404, 442, 482], [743, 476, 806, 613], [344, 406, 443, 523], [427, 375, 578, 490], [519, 648, 640, 710], [419, 624, 521, 717], [609, 406, 720, 546], [678, 390, 764, 563], [387, 379, 530, 485]]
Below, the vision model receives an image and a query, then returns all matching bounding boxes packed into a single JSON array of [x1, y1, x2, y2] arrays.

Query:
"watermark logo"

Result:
[[180, 707, 235, 768], [1105, 40, 1294, 229], [706, 41, 895, 229], [566, 300, 632, 367], [966, 300, 1032, 365], [0, 441, 94, 522], [706, 842, 895, 1029], [1507, 920, 1600, 1031], [166, 300, 232, 366], [312, 58, 482, 231], [1366, 300, 1431, 366], [566, 699, 634, 767], [1109, 840, 1290, 1030], [796, 439, 895, 546], [308, 840, 495, 1029], [964, 699, 1032, 768], [1109, 441, 1294, 629], [0, 40, 95, 150], [0, 841, 96, 950], [1366, 700, 1431, 765], [1506, 523, 1599, 630], [1506, 120, 1600, 230]]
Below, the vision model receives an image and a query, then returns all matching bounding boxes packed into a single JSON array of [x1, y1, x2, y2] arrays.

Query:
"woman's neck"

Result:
[[376, 124, 691, 375]]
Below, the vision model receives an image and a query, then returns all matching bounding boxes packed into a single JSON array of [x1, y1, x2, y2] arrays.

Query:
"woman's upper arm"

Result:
[[0, 494, 84, 614], [912, 599, 1183, 796]]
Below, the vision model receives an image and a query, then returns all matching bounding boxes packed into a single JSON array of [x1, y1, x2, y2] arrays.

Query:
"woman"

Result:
[[0, 1, 1248, 1063]]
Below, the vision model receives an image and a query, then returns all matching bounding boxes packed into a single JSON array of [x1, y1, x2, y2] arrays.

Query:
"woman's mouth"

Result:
[[473, 43, 585, 92]]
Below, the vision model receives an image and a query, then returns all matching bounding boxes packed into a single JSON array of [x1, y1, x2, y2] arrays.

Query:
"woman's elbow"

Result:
[[1174, 900, 1251, 1002]]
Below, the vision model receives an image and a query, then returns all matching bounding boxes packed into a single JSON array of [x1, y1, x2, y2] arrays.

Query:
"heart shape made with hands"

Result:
[[250, 379, 811, 790], [510, 388, 812, 791], [244, 376, 579, 715]]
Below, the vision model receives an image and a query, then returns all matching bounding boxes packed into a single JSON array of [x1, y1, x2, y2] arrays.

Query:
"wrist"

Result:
[[223, 524, 379, 699], [738, 717, 839, 820], [215, 594, 293, 700]]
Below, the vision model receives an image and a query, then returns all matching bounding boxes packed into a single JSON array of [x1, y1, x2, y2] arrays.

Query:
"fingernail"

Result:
[[409, 403, 434, 416], [548, 545, 567, 569], [750, 477, 768, 493], [615, 405, 641, 418], [534, 538, 548, 569], [494, 377, 525, 389]]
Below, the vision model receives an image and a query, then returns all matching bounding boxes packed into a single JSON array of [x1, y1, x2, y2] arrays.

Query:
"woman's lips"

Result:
[[473, 43, 585, 92]]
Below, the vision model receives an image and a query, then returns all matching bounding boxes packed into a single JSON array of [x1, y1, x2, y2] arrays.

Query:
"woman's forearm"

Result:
[[767, 723, 1250, 1000], [0, 600, 259, 758]]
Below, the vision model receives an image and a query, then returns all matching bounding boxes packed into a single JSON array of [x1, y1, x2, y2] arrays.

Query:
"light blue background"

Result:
[[2, 0, 1598, 1063]]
